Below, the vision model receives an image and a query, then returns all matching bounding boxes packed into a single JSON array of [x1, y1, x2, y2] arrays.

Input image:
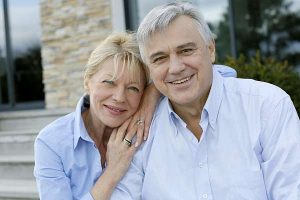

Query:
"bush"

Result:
[[224, 52, 300, 116]]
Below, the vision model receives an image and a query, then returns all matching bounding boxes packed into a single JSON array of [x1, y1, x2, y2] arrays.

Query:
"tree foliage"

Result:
[[215, 0, 300, 69], [224, 52, 300, 115]]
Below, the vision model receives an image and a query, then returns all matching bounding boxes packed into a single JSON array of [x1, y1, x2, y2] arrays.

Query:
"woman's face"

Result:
[[86, 58, 146, 128]]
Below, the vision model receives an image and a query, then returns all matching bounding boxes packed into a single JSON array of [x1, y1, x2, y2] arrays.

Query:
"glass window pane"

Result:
[[0, 0, 9, 104], [230, 0, 300, 68], [9, 0, 44, 104], [129, 0, 231, 61], [136, 0, 228, 26]]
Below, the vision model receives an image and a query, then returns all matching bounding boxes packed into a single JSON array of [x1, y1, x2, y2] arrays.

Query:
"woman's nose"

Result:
[[112, 86, 125, 102]]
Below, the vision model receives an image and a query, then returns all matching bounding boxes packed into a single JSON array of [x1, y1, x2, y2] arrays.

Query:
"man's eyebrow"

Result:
[[176, 42, 197, 49], [149, 43, 197, 60]]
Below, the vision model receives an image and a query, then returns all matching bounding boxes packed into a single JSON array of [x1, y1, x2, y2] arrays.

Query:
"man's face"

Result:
[[144, 16, 215, 108]]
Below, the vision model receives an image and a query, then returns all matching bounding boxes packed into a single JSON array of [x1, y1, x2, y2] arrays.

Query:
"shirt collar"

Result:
[[165, 68, 224, 134], [166, 100, 186, 136], [73, 96, 94, 149], [203, 68, 224, 130]]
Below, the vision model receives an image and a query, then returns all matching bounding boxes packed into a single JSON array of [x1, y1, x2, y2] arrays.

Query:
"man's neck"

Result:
[[170, 92, 209, 141]]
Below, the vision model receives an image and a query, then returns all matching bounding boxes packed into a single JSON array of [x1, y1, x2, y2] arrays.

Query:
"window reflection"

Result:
[[136, 0, 228, 26], [128, 0, 230, 62], [0, 0, 8, 104], [8, 0, 44, 104], [126, 0, 300, 69]]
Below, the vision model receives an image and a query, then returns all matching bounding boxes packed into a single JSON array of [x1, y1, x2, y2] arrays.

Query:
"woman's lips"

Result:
[[104, 105, 126, 115]]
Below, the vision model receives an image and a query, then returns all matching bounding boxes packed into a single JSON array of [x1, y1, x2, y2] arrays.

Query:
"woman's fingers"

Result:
[[115, 117, 132, 142], [109, 128, 117, 141], [143, 114, 151, 141], [134, 118, 144, 147], [123, 119, 138, 147]]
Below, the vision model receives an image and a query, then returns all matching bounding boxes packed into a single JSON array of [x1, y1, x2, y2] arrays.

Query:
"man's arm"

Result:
[[260, 96, 300, 199]]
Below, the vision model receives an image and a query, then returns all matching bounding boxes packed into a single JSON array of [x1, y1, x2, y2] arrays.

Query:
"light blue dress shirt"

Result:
[[34, 97, 98, 200], [33, 65, 236, 200], [111, 68, 300, 200]]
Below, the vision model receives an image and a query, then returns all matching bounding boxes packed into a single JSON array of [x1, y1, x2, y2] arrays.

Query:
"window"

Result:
[[124, 0, 231, 61], [0, 0, 44, 110], [124, 0, 300, 68]]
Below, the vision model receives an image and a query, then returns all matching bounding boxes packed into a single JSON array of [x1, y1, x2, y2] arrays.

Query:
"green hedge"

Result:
[[224, 53, 300, 116]]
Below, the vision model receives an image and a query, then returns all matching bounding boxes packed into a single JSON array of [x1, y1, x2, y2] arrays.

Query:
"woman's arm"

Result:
[[34, 138, 75, 200], [90, 118, 138, 200], [128, 83, 162, 147]]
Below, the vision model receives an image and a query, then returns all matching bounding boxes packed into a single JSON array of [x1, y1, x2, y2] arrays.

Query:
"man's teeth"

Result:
[[171, 76, 191, 84]]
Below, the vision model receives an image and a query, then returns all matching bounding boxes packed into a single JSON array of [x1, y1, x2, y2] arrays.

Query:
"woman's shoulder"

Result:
[[36, 112, 76, 146]]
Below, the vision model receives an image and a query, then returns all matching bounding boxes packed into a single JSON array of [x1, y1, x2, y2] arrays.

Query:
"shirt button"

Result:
[[202, 194, 208, 199], [198, 162, 204, 168]]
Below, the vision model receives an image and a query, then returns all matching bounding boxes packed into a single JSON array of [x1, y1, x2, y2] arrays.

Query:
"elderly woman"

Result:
[[34, 32, 159, 200]]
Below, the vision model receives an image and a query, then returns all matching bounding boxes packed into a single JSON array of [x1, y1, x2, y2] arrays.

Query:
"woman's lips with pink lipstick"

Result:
[[104, 105, 126, 115]]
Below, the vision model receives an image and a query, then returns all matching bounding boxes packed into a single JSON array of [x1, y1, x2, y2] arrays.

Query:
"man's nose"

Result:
[[169, 55, 185, 74]]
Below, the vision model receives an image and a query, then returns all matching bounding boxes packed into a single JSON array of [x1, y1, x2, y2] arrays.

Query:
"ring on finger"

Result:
[[123, 138, 132, 147], [136, 119, 144, 125]]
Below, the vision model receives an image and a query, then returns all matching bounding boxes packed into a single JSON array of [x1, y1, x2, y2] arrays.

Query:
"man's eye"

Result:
[[181, 48, 194, 55], [128, 86, 140, 92], [152, 56, 166, 64], [102, 80, 114, 85]]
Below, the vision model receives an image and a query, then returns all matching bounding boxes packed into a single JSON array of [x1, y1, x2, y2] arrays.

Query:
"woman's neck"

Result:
[[82, 110, 113, 168]]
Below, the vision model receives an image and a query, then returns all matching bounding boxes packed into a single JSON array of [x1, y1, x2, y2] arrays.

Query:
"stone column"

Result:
[[40, 0, 113, 108]]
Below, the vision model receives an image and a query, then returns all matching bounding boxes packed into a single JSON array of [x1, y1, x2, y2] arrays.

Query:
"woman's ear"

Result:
[[84, 80, 90, 95], [208, 40, 216, 63]]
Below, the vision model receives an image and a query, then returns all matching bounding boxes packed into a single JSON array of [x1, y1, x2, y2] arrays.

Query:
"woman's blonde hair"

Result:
[[84, 32, 149, 92]]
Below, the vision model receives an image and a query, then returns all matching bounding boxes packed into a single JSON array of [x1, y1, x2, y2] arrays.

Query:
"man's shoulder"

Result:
[[143, 97, 170, 143], [152, 97, 170, 128], [154, 97, 169, 116], [223, 77, 289, 102]]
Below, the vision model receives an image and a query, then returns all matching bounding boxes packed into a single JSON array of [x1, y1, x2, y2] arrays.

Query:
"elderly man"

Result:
[[111, 2, 300, 200]]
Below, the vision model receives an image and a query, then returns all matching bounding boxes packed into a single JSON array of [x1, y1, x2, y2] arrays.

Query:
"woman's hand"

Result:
[[128, 83, 161, 147], [105, 117, 137, 180], [91, 118, 137, 200]]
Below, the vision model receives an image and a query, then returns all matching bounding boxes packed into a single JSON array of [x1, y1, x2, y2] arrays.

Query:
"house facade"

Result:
[[0, 0, 299, 111]]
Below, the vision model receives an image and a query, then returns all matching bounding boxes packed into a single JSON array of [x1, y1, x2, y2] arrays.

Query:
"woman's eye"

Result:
[[128, 86, 140, 92], [102, 80, 114, 85]]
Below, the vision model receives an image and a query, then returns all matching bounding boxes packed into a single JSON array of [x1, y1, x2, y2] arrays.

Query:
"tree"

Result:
[[215, 0, 300, 69], [13, 45, 44, 102]]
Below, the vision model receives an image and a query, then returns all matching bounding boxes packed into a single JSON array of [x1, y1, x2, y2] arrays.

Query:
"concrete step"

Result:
[[0, 179, 38, 200], [0, 155, 34, 179], [0, 130, 39, 156], [0, 108, 71, 131]]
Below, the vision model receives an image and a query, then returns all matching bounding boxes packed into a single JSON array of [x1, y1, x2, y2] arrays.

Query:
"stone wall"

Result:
[[40, 0, 113, 108]]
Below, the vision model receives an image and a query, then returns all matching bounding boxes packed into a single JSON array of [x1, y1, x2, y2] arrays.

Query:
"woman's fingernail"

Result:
[[135, 142, 139, 147]]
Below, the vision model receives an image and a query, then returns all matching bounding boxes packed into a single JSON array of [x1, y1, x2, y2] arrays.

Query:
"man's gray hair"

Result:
[[137, 2, 214, 63]]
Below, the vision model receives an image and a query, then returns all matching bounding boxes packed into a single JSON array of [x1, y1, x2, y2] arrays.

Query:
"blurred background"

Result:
[[0, 0, 299, 111], [0, 0, 299, 199]]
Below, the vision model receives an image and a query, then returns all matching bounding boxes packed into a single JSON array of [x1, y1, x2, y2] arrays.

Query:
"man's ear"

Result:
[[208, 40, 216, 63]]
